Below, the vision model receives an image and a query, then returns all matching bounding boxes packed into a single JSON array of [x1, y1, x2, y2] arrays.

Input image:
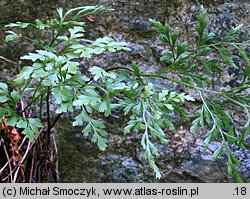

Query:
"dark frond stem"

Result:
[[21, 91, 45, 115], [106, 66, 133, 73], [85, 76, 94, 84], [50, 113, 63, 129], [22, 36, 38, 46], [39, 94, 43, 120], [46, 87, 51, 147], [49, 24, 64, 47]]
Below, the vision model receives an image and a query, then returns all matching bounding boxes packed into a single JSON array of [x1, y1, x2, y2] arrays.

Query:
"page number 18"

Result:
[[234, 187, 247, 196]]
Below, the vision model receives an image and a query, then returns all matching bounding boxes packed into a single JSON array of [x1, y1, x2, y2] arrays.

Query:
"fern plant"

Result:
[[0, 6, 249, 182], [146, 8, 250, 181]]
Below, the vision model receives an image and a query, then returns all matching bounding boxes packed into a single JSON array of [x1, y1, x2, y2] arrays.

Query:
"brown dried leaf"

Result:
[[87, 15, 96, 22], [8, 127, 21, 142], [1, 117, 9, 133]]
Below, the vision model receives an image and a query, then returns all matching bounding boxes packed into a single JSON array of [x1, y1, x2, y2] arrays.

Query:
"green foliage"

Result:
[[150, 7, 249, 181], [2, 6, 129, 146], [0, 82, 10, 103], [1, 6, 249, 182], [119, 82, 194, 177]]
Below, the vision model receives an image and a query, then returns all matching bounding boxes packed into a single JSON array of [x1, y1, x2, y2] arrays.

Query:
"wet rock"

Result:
[[57, 115, 250, 183], [104, 157, 141, 182], [181, 157, 229, 182], [208, 142, 221, 153], [133, 20, 153, 34], [0, 0, 59, 24], [245, 136, 250, 150], [1, 0, 249, 84]]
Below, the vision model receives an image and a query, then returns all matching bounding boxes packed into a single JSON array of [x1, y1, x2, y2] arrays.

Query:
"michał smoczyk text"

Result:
[[19, 186, 97, 196]]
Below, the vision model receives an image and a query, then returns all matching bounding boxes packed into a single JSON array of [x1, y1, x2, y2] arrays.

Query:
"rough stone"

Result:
[[245, 136, 250, 151]]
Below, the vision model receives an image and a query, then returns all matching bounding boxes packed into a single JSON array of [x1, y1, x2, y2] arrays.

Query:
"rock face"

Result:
[[0, 0, 249, 182], [58, 117, 250, 183], [1, 0, 249, 67]]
